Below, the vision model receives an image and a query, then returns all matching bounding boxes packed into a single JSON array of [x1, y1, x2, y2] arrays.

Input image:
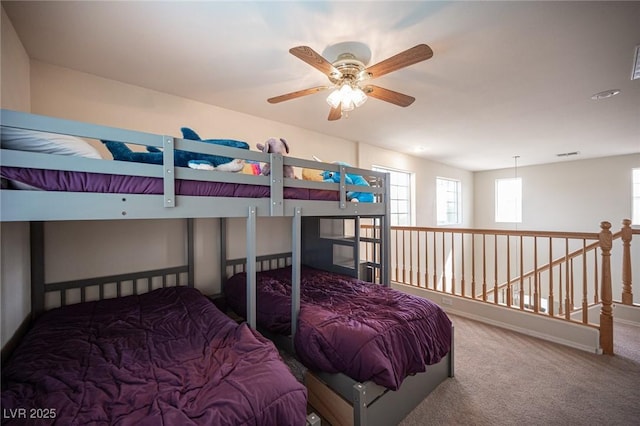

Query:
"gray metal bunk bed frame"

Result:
[[1, 108, 389, 330]]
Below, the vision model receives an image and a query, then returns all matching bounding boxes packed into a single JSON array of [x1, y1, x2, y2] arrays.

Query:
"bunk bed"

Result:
[[0, 109, 453, 426], [222, 252, 454, 426]]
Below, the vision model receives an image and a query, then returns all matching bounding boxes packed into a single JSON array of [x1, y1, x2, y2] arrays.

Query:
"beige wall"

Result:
[[358, 143, 474, 227], [473, 154, 640, 232], [1, 6, 31, 346], [30, 61, 358, 166], [1, 7, 30, 112]]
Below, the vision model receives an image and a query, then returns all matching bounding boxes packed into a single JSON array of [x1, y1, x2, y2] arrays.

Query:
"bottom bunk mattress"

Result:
[[224, 266, 452, 391], [1, 286, 308, 426]]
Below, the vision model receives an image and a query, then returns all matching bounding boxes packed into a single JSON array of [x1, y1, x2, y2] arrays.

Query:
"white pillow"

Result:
[[0, 127, 102, 159]]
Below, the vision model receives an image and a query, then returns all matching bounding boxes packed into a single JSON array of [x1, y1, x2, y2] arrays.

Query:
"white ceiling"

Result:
[[3, 1, 639, 171]]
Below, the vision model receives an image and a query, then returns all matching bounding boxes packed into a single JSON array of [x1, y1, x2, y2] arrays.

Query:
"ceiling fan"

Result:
[[267, 43, 433, 121]]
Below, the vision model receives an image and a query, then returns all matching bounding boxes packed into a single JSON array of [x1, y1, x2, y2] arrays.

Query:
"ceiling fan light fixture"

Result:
[[326, 89, 342, 108], [326, 84, 368, 111], [351, 86, 368, 108]]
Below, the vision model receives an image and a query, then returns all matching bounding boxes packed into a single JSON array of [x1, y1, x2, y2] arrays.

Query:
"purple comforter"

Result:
[[224, 266, 452, 390], [1, 287, 307, 426]]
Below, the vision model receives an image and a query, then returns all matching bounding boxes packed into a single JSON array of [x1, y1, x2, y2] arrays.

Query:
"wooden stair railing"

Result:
[[361, 219, 637, 356]]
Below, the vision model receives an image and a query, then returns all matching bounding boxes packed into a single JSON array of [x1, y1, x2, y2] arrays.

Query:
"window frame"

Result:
[[372, 165, 413, 226], [436, 177, 462, 226], [495, 177, 522, 223]]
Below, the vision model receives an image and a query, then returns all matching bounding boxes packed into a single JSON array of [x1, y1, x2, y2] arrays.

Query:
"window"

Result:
[[372, 166, 412, 226], [436, 177, 461, 225], [495, 177, 522, 223], [633, 168, 640, 225]]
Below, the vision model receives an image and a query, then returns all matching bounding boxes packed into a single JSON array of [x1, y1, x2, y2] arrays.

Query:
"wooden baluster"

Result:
[[570, 258, 575, 308], [506, 236, 511, 307], [548, 237, 554, 316], [394, 229, 399, 282], [471, 234, 476, 299], [565, 238, 571, 320], [533, 237, 539, 313], [424, 231, 429, 289], [409, 230, 413, 285], [558, 263, 563, 316], [493, 235, 498, 304], [519, 235, 524, 310], [599, 221, 614, 355], [417, 231, 421, 287], [621, 219, 633, 305], [451, 232, 456, 295], [433, 232, 437, 290], [582, 239, 588, 324], [482, 234, 487, 302], [594, 248, 599, 304], [441, 232, 446, 291], [401, 230, 406, 283], [461, 233, 466, 298]]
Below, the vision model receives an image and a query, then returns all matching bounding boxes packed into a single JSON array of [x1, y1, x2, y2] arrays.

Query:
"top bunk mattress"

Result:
[[224, 266, 452, 391], [0, 166, 339, 201], [1, 286, 308, 426]]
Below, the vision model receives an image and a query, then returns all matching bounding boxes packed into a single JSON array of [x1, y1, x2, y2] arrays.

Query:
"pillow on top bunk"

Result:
[[0, 127, 102, 159], [1, 127, 102, 190]]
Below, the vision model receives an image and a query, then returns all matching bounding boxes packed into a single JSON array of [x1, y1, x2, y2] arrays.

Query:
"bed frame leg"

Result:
[[353, 383, 367, 426], [306, 412, 321, 426], [449, 325, 455, 378]]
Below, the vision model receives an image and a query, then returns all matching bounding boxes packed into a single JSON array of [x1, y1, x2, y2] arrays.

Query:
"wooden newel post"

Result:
[[599, 221, 614, 355], [621, 219, 633, 305]]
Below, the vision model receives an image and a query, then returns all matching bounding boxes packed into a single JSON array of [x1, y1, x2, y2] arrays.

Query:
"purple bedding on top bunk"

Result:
[[224, 266, 452, 391], [1, 286, 308, 426], [0, 166, 339, 200]]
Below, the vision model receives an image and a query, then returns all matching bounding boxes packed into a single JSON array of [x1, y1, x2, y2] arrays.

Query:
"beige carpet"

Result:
[[399, 315, 640, 426]]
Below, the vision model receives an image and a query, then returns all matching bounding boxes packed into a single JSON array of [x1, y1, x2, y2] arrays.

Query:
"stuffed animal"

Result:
[[256, 137, 296, 179], [102, 127, 249, 171], [302, 155, 324, 181], [242, 160, 262, 175], [302, 168, 323, 181], [321, 161, 374, 203]]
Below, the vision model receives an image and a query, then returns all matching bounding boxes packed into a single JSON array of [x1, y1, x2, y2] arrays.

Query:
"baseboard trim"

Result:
[[393, 283, 602, 355]]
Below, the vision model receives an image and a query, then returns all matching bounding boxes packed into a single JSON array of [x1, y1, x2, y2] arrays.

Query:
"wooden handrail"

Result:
[[493, 231, 621, 296]]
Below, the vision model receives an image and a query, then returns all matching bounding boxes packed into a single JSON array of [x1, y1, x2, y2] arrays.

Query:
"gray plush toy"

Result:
[[256, 137, 296, 178]]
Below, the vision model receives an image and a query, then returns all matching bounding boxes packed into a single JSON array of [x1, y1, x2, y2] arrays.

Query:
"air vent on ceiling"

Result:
[[633, 45, 640, 80], [556, 151, 580, 157]]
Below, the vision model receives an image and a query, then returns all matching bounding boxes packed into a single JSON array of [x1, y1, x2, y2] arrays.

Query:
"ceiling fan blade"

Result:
[[365, 44, 433, 79], [267, 86, 328, 104], [289, 46, 339, 77], [364, 85, 416, 107], [328, 104, 342, 121]]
